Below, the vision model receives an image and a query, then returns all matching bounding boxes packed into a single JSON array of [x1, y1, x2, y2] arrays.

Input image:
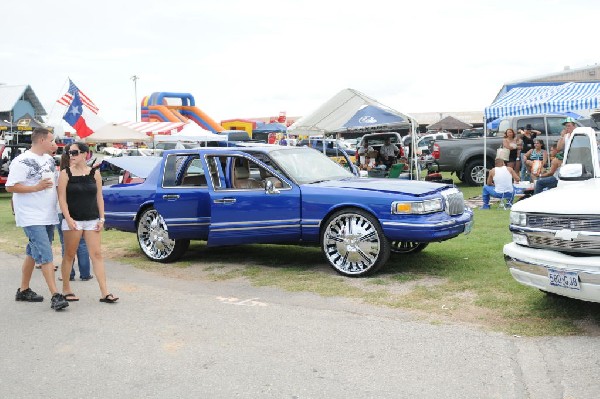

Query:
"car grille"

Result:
[[443, 189, 465, 216], [527, 214, 600, 232], [527, 234, 600, 254]]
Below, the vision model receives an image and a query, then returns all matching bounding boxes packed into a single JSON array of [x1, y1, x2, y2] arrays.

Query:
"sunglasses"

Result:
[[69, 150, 82, 156]]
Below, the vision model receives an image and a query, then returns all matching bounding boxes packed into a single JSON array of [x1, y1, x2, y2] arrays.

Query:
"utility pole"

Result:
[[131, 75, 139, 122]]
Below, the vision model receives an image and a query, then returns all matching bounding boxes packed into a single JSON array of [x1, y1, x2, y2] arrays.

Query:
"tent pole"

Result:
[[483, 115, 487, 185]]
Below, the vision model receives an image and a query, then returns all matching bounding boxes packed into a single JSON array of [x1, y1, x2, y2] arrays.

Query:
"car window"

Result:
[[517, 117, 545, 135], [206, 155, 286, 190], [547, 117, 565, 136], [162, 154, 207, 187]]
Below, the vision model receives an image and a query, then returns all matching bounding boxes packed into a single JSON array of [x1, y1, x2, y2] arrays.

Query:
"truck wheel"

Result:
[[390, 241, 428, 254], [456, 171, 466, 182], [321, 208, 390, 277], [137, 207, 189, 262], [464, 159, 486, 186]]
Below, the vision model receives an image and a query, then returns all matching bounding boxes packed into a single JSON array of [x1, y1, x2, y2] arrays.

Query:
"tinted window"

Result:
[[517, 118, 545, 135], [547, 117, 565, 135]]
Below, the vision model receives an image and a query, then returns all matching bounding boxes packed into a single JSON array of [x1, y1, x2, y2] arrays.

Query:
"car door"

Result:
[[154, 152, 211, 240], [205, 153, 302, 246]]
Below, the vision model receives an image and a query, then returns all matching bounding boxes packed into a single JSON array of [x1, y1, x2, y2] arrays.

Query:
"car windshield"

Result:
[[269, 148, 353, 184]]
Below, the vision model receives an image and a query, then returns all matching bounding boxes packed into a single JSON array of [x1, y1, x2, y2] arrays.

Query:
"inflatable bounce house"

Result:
[[141, 92, 224, 133]]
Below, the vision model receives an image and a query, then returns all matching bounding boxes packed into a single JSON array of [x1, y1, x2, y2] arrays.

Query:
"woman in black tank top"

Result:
[[57, 142, 118, 303]]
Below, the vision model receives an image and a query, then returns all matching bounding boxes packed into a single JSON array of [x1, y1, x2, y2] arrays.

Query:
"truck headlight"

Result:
[[392, 199, 443, 214], [510, 211, 526, 226]]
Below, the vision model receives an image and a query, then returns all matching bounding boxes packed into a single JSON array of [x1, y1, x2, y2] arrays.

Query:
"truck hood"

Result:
[[512, 178, 600, 214], [307, 178, 451, 196]]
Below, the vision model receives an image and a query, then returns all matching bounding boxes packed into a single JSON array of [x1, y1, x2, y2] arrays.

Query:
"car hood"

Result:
[[512, 178, 600, 214], [307, 178, 451, 196]]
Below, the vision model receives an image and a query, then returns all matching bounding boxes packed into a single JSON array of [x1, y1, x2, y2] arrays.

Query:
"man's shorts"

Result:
[[23, 225, 55, 265]]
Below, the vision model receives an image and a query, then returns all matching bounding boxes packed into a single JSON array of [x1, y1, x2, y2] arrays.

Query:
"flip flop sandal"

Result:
[[64, 293, 79, 302], [100, 294, 119, 303]]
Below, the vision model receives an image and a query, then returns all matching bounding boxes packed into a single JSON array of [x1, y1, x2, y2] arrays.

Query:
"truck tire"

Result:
[[464, 159, 486, 186], [321, 208, 390, 277], [137, 207, 189, 263]]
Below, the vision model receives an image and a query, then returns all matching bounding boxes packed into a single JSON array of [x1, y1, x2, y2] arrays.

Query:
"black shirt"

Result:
[[521, 132, 537, 153], [65, 167, 99, 221]]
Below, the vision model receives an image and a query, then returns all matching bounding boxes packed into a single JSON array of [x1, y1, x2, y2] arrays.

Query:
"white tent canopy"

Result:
[[288, 88, 416, 137], [84, 123, 154, 143], [154, 122, 227, 142]]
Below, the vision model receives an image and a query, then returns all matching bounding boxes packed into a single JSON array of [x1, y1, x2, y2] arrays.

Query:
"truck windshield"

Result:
[[565, 135, 596, 174], [269, 148, 353, 184]]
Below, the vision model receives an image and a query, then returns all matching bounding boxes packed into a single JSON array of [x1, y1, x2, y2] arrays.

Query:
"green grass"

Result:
[[2, 176, 599, 336]]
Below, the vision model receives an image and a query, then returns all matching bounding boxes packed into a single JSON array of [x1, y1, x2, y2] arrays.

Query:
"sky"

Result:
[[2, 0, 599, 130]]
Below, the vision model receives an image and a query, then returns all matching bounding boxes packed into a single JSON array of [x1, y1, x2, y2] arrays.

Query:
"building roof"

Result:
[[0, 84, 47, 116], [505, 64, 600, 85]]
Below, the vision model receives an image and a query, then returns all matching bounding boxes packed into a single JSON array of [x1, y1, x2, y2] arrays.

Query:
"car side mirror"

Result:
[[265, 179, 280, 194]]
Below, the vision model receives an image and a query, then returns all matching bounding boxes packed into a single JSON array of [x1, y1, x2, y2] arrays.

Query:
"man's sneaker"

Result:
[[15, 288, 44, 302], [50, 293, 69, 311], [480, 205, 491, 210]]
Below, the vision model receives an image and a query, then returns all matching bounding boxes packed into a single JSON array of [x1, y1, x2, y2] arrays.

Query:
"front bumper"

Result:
[[503, 242, 600, 303], [382, 209, 473, 242]]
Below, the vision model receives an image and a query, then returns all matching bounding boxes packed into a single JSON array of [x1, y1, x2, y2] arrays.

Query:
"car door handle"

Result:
[[213, 198, 236, 204], [162, 194, 180, 200]]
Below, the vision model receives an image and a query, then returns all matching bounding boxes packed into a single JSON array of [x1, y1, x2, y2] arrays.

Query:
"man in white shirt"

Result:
[[379, 137, 399, 169], [6, 128, 69, 310], [481, 158, 520, 210]]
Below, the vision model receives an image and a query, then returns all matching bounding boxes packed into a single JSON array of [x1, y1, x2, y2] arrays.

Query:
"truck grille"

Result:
[[527, 214, 600, 232], [527, 235, 600, 254], [442, 189, 465, 216]]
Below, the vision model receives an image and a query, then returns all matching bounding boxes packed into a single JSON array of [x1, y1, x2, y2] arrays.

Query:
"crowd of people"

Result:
[[482, 117, 577, 209], [357, 137, 405, 172], [6, 128, 118, 311]]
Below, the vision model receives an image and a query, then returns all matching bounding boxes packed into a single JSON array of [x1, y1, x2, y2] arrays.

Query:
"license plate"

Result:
[[463, 220, 473, 235], [548, 268, 580, 290]]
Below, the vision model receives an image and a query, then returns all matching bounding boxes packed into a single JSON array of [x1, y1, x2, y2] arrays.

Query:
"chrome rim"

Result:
[[471, 165, 485, 185], [323, 213, 381, 275], [137, 209, 176, 260], [390, 241, 422, 253]]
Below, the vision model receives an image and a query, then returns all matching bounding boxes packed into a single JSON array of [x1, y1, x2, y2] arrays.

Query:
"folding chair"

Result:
[[498, 190, 515, 210]]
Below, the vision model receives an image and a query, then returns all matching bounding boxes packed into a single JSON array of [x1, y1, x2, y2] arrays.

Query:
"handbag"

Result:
[[496, 147, 510, 161]]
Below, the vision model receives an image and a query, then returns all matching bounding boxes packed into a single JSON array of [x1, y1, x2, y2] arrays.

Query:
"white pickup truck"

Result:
[[503, 127, 600, 302]]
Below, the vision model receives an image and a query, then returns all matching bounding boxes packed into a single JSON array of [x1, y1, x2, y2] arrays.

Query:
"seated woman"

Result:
[[523, 139, 548, 182]]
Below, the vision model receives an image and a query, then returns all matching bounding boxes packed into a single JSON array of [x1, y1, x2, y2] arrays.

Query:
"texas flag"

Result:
[[63, 91, 94, 138]]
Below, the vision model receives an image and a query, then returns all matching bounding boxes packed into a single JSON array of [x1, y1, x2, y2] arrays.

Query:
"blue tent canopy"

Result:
[[485, 82, 600, 121], [343, 105, 406, 129]]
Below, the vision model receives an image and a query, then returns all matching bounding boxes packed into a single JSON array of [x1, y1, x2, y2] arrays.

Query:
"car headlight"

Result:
[[392, 199, 443, 214], [509, 211, 527, 226], [512, 233, 528, 246]]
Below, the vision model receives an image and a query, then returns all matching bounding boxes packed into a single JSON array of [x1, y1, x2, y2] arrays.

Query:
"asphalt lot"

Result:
[[1, 250, 599, 399]]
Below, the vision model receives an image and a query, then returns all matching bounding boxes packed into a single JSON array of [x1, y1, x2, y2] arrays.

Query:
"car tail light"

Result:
[[432, 143, 440, 159]]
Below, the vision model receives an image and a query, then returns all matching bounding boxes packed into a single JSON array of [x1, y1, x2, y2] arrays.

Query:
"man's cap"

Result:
[[525, 124, 532, 130], [562, 116, 577, 125]]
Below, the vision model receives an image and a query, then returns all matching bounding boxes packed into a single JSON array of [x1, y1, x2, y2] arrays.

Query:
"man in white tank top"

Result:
[[481, 158, 520, 209]]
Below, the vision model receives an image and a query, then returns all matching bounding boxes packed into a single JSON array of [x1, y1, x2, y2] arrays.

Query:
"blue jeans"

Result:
[[23, 225, 55, 265], [519, 153, 530, 181], [57, 214, 91, 279], [534, 176, 558, 195], [482, 185, 514, 206]]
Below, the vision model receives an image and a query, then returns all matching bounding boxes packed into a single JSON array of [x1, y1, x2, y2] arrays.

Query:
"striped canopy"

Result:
[[118, 121, 186, 135], [485, 82, 600, 120]]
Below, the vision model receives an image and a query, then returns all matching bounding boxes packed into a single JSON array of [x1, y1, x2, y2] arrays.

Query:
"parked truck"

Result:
[[503, 127, 600, 303], [433, 114, 582, 185]]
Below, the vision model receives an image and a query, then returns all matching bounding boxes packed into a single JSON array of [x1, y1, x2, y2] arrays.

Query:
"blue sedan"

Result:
[[102, 146, 473, 276]]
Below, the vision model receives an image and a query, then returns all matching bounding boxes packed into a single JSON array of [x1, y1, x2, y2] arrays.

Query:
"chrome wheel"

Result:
[[321, 209, 389, 276], [390, 241, 428, 254], [137, 208, 188, 262]]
